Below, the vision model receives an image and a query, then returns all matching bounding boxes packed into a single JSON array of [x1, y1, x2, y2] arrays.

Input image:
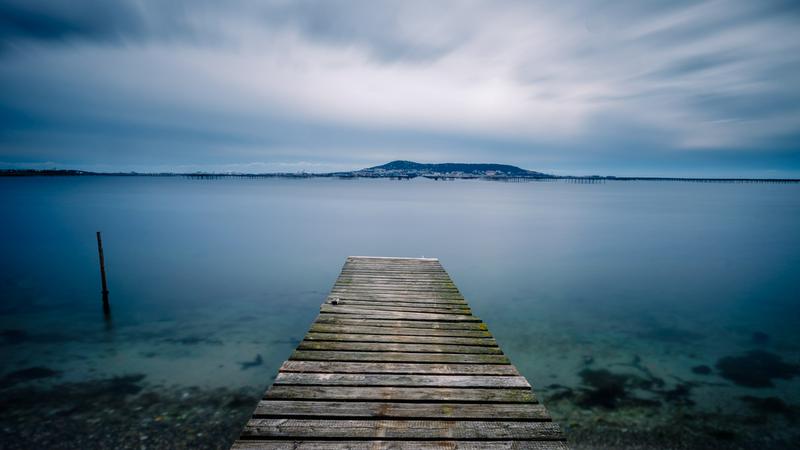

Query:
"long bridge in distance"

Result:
[[231, 256, 569, 449]]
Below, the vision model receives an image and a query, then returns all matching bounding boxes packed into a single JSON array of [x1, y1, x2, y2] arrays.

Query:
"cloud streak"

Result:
[[1, 0, 798, 176]]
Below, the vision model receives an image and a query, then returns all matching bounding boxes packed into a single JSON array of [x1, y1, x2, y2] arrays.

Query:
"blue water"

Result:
[[1, 176, 799, 448]]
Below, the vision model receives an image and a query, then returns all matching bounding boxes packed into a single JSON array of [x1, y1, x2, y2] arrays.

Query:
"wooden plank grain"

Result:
[[274, 373, 530, 388], [331, 287, 462, 295], [322, 303, 472, 315], [304, 332, 497, 346], [336, 277, 457, 284], [296, 341, 503, 355], [241, 419, 563, 440], [312, 316, 490, 331], [233, 441, 570, 450], [265, 386, 537, 403], [308, 324, 492, 338], [290, 350, 510, 364], [279, 361, 521, 376], [326, 298, 469, 308], [252, 400, 549, 420], [329, 295, 467, 304], [319, 305, 480, 321]]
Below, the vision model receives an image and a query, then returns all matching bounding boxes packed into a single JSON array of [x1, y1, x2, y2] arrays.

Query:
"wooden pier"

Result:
[[232, 256, 568, 449]]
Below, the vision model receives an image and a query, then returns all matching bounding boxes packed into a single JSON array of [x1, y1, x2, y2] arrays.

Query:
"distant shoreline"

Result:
[[1, 169, 798, 183]]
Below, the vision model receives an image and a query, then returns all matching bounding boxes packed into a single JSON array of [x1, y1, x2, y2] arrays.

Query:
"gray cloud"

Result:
[[0, 0, 471, 61], [0, 0, 799, 176], [0, 1, 142, 42], [258, 0, 473, 62]]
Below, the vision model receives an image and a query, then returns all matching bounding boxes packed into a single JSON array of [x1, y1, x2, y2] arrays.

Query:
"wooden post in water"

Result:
[[96, 231, 110, 313]]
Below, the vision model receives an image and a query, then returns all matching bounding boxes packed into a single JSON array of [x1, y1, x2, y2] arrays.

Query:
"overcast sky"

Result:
[[1, 0, 799, 176]]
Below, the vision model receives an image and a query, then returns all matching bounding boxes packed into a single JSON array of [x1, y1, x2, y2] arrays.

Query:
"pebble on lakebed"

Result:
[[0, 373, 259, 450], [715, 350, 800, 388]]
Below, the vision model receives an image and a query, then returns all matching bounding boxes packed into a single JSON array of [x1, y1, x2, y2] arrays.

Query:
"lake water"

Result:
[[1, 176, 799, 449]]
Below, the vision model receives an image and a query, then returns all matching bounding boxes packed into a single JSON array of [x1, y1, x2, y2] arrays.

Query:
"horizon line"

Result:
[[2, 168, 799, 183]]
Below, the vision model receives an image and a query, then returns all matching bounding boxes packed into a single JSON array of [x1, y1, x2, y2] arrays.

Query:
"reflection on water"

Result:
[[1, 177, 799, 449]]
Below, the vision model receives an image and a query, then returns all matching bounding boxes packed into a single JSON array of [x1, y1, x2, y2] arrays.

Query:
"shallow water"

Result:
[[1, 177, 799, 449]]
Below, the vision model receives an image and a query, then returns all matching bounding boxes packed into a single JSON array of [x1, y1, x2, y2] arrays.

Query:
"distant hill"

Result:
[[3, 164, 799, 183], [358, 160, 552, 177]]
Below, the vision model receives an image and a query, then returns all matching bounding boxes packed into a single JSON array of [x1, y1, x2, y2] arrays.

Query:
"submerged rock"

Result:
[[715, 350, 800, 388], [576, 369, 660, 409], [164, 335, 223, 345], [660, 382, 696, 406], [740, 396, 795, 418], [238, 354, 263, 370], [637, 327, 704, 344], [578, 369, 629, 408], [692, 365, 712, 375], [752, 331, 770, 346], [0, 367, 61, 389], [0, 329, 28, 345]]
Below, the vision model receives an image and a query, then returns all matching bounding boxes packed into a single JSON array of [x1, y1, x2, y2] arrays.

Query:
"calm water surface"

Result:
[[1, 177, 799, 449]]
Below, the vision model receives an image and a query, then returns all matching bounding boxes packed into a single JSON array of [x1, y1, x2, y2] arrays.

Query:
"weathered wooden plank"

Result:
[[338, 277, 453, 282], [241, 419, 562, 440], [279, 361, 520, 376], [340, 264, 443, 269], [346, 256, 440, 261], [323, 302, 472, 315], [341, 266, 445, 270], [346, 258, 441, 262], [318, 313, 479, 323], [290, 351, 510, 364], [331, 290, 464, 298], [297, 341, 502, 355], [253, 400, 549, 420], [274, 373, 530, 388], [332, 285, 460, 291], [317, 314, 481, 324], [338, 273, 450, 278], [340, 267, 446, 271], [332, 287, 461, 294], [233, 441, 570, 450], [340, 270, 448, 274], [336, 284, 450, 288], [338, 276, 452, 280], [320, 306, 479, 321], [336, 278, 455, 284], [308, 324, 492, 338], [327, 297, 467, 306], [336, 281, 455, 286], [305, 332, 497, 346], [328, 293, 459, 300], [337, 281, 453, 285], [333, 284, 460, 290], [339, 266, 450, 272], [329, 294, 467, 303], [340, 268, 447, 272], [314, 316, 489, 330], [343, 261, 442, 266], [340, 266, 446, 271], [264, 386, 537, 403], [338, 272, 450, 277], [335, 278, 456, 283], [335, 283, 459, 290], [337, 276, 454, 282], [325, 298, 469, 309]]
